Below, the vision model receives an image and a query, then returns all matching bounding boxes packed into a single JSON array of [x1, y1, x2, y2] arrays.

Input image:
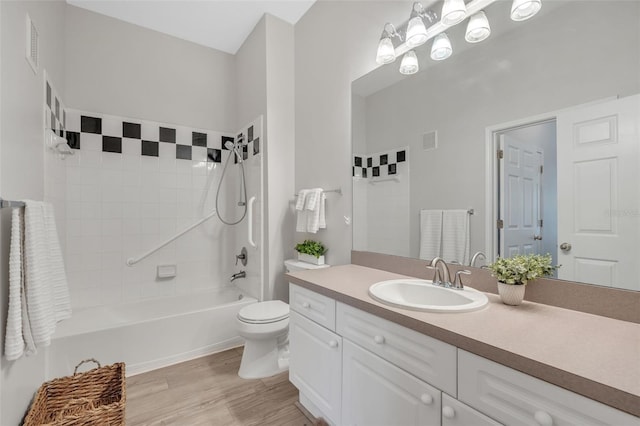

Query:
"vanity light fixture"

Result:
[[406, 2, 438, 48], [376, 0, 542, 75], [441, 0, 467, 26], [465, 11, 491, 43], [399, 50, 419, 75], [431, 33, 453, 61], [376, 23, 401, 65], [510, 0, 542, 21]]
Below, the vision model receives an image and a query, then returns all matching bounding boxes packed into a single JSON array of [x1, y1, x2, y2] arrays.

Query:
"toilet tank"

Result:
[[284, 259, 330, 273]]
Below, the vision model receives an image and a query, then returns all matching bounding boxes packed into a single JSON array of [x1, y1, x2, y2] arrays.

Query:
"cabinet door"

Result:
[[441, 394, 502, 426], [342, 340, 441, 426], [458, 350, 640, 426], [289, 311, 342, 425]]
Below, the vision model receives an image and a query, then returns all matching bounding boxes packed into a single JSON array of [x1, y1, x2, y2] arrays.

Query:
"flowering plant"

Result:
[[488, 254, 559, 285]]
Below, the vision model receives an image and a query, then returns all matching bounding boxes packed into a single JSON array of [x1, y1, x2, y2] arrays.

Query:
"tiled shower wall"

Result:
[[61, 109, 260, 309]]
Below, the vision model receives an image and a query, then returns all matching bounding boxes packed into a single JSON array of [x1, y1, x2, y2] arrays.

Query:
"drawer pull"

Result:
[[442, 406, 455, 419], [534, 410, 553, 426], [373, 335, 385, 344], [328, 340, 339, 348], [302, 302, 311, 309], [420, 393, 433, 405]]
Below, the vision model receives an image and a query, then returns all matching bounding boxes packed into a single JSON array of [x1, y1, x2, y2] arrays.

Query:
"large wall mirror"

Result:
[[352, 0, 640, 291]]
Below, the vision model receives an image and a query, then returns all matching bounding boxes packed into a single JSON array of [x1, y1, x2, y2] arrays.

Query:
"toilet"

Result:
[[237, 259, 329, 379]]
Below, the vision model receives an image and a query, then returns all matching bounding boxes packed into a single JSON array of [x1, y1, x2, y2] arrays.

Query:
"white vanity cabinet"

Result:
[[342, 339, 442, 426], [458, 350, 640, 426], [289, 286, 341, 425], [289, 284, 638, 426]]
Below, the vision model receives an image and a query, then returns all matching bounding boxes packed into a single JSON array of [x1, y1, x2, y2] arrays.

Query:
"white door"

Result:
[[556, 95, 640, 290], [499, 134, 543, 257], [342, 340, 441, 426], [289, 311, 342, 425]]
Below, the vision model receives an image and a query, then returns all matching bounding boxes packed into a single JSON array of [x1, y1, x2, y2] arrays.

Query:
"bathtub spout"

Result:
[[231, 271, 246, 282]]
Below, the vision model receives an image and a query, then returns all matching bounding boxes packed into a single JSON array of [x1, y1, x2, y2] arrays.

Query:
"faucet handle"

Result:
[[454, 270, 471, 289]]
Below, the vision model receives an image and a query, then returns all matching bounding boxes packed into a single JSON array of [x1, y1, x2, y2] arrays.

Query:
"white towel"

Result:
[[4, 201, 71, 361], [318, 193, 327, 230], [306, 188, 324, 233], [296, 190, 310, 232], [419, 210, 443, 261], [442, 209, 470, 265]]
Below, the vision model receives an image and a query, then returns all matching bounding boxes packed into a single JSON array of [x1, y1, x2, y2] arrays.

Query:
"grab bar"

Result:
[[126, 209, 217, 266], [247, 196, 257, 248]]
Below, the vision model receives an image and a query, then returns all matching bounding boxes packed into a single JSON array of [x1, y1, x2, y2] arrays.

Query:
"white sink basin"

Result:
[[368, 279, 488, 313]]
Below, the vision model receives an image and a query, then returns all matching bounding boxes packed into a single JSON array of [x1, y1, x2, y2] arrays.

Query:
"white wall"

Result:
[[295, 1, 412, 266], [0, 1, 67, 423], [236, 15, 295, 302], [264, 15, 295, 301], [65, 5, 236, 132]]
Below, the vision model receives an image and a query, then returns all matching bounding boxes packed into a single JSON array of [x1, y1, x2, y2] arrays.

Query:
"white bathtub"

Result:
[[46, 288, 257, 379]]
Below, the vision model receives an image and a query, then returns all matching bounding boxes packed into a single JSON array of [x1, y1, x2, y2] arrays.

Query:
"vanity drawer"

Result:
[[289, 283, 336, 331], [336, 302, 457, 396], [458, 350, 640, 426]]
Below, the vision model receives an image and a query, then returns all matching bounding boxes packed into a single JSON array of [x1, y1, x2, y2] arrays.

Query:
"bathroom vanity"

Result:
[[287, 265, 640, 426]]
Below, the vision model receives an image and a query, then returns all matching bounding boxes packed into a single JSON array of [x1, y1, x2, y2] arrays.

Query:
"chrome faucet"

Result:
[[470, 251, 486, 268], [230, 271, 246, 282], [428, 257, 451, 287]]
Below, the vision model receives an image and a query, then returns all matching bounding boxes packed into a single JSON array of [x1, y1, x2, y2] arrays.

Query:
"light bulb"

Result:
[[406, 16, 428, 48], [465, 11, 491, 43], [399, 51, 419, 75], [376, 37, 396, 65], [431, 33, 452, 61], [511, 0, 542, 21], [442, 0, 467, 26]]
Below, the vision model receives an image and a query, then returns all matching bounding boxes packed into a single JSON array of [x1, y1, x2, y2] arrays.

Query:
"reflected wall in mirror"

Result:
[[352, 1, 640, 290]]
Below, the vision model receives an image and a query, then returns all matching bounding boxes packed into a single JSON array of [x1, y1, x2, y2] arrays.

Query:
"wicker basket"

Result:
[[23, 359, 126, 426]]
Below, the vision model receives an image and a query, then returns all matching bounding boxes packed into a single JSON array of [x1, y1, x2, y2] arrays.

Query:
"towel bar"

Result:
[[0, 198, 25, 209], [294, 188, 342, 197]]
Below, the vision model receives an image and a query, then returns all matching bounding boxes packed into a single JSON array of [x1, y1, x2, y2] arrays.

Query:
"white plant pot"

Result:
[[497, 282, 526, 306], [297, 252, 325, 265]]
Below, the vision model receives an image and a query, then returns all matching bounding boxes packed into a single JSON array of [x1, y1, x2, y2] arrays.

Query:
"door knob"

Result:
[[533, 235, 542, 241], [560, 242, 572, 252]]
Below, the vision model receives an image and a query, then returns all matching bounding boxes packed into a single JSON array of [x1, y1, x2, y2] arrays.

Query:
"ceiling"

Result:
[[66, 0, 317, 54]]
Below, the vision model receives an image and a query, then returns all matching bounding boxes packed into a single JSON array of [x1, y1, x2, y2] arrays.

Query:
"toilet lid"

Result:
[[238, 300, 289, 324]]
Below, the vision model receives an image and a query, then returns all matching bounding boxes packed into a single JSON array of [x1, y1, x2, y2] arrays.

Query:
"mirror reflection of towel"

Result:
[[419, 210, 442, 260], [442, 209, 470, 265]]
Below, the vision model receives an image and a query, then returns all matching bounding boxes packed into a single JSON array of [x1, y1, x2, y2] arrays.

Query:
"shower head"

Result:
[[224, 141, 235, 150]]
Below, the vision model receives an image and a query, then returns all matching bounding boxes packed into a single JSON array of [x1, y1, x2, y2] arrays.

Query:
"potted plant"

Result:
[[295, 240, 327, 265], [488, 253, 559, 305]]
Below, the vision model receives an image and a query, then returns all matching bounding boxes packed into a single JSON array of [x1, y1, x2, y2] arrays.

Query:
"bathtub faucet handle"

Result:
[[235, 247, 248, 266]]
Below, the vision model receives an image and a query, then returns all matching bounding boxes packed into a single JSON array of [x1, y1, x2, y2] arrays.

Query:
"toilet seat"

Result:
[[238, 300, 289, 324]]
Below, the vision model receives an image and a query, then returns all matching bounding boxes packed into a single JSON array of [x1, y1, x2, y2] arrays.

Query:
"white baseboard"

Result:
[[126, 337, 245, 376]]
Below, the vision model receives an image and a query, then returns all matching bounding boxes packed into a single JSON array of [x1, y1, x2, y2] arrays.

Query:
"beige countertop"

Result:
[[286, 264, 640, 417]]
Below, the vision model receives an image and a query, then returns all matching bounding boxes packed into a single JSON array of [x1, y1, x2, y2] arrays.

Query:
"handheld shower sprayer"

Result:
[[225, 140, 243, 163]]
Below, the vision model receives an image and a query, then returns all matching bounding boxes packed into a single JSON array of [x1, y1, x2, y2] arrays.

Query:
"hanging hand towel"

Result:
[[318, 193, 327, 230], [306, 188, 324, 233], [419, 210, 443, 260], [441, 209, 470, 265], [5, 207, 27, 360], [4, 201, 71, 360], [296, 190, 310, 232]]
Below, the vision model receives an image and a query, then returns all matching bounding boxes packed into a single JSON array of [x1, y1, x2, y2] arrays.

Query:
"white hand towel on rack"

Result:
[[306, 188, 324, 233], [318, 193, 327, 230], [441, 209, 470, 265], [296, 190, 310, 232], [419, 210, 443, 261], [5, 207, 28, 360], [4, 201, 71, 360]]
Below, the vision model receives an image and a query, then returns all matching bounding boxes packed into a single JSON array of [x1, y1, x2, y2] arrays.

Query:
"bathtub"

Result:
[[46, 288, 257, 379]]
